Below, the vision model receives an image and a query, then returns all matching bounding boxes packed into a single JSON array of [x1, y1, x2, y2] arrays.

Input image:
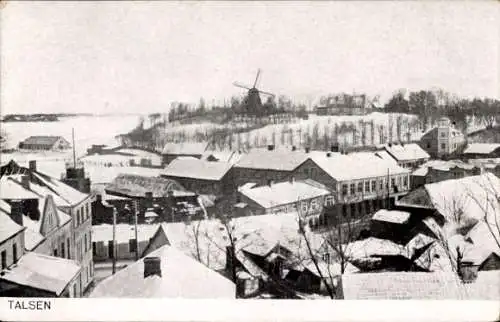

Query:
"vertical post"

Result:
[[134, 207, 139, 261], [112, 207, 117, 275], [386, 168, 391, 210], [72, 128, 76, 168]]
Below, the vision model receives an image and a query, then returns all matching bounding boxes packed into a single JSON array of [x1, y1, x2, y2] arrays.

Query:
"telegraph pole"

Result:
[[134, 205, 139, 261], [72, 128, 77, 168], [112, 207, 117, 275]]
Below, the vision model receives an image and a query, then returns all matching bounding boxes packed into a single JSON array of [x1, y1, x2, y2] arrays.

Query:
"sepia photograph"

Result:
[[0, 1, 499, 321]]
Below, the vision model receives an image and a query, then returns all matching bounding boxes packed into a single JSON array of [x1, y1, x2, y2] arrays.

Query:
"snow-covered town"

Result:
[[1, 1, 499, 304]]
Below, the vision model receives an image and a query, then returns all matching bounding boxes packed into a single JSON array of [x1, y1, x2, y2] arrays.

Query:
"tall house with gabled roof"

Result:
[[0, 160, 94, 296], [420, 117, 465, 158]]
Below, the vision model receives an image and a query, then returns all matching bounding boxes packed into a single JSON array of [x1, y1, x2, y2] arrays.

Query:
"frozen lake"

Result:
[[1, 114, 141, 159]]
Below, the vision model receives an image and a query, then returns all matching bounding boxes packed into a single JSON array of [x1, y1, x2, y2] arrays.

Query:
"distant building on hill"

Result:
[[419, 117, 465, 158], [315, 94, 370, 116], [18, 136, 71, 151]]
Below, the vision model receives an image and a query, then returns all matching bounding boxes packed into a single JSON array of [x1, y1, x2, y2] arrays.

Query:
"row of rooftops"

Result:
[[163, 146, 413, 183]]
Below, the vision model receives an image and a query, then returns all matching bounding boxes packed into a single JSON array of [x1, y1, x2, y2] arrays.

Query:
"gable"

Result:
[[479, 253, 500, 271], [141, 226, 171, 258], [40, 196, 61, 236]]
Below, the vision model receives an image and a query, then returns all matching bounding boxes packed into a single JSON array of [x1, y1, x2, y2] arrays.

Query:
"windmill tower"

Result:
[[233, 69, 275, 116]]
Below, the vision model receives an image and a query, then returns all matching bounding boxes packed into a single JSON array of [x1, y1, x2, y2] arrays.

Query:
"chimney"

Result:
[[96, 194, 103, 203], [305, 147, 310, 153], [143, 256, 162, 278], [330, 145, 339, 152], [9, 201, 24, 226], [458, 262, 478, 283], [20, 175, 30, 190], [267, 179, 274, 187], [145, 192, 153, 208], [291, 146, 297, 151], [29, 160, 37, 172], [267, 145, 275, 151]]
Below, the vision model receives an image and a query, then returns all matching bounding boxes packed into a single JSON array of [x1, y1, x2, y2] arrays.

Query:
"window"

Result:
[[322, 253, 330, 263], [342, 184, 348, 196], [61, 242, 65, 258], [92, 242, 97, 256], [129, 239, 137, 253], [391, 178, 396, 189], [53, 249, 58, 257], [1, 250, 6, 269], [371, 180, 376, 192], [84, 234, 88, 252], [427, 143, 431, 149], [76, 209, 80, 226], [365, 181, 370, 192], [67, 238, 71, 259], [441, 132, 446, 138], [441, 143, 446, 150], [357, 182, 363, 193], [12, 243, 17, 263], [73, 285, 77, 298], [403, 176, 408, 187], [379, 179, 384, 190], [349, 183, 355, 195]]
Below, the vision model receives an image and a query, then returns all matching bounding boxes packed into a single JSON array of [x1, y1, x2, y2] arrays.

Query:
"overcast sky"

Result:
[[1, 1, 498, 115]]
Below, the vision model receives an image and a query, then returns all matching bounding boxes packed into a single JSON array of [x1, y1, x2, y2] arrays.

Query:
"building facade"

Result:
[[420, 118, 465, 158]]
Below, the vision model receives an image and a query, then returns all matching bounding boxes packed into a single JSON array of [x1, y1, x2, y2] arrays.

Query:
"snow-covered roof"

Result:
[[163, 158, 232, 181], [423, 173, 500, 224], [161, 142, 208, 155], [203, 151, 243, 164], [89, 244, 235, 298], [464, 221, 500, 263], [310, 152, 410, 181], [239, 179, 331, 209], [345, 237, 408, 260], [235, 148, 309, 171], [463, 143, 500, 155], [371, 209, 410, 224], [0, 176, 40, 200], [92, 224, 160, 244], [105, 174, 190, 198], [0, 252, 80, 296], [32, 172, 89, 206], [21, 136, 67, 147], [0, 201, 25, 243], [341, 272, 466, 299], [383, 143, 430, 162], [159, 212, 303, 271]]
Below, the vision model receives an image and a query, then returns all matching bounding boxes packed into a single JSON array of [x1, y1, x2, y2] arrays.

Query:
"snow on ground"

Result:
[[2, 115, 140, 156]]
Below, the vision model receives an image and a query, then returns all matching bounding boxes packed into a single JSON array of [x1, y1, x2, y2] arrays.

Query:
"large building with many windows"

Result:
[[420, 117, 465, 158], [0, 160, 94, 296]]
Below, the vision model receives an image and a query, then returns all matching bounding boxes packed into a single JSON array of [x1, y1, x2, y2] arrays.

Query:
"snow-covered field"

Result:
[[2, 115, 140, 155], [1, 115, 141, 162]]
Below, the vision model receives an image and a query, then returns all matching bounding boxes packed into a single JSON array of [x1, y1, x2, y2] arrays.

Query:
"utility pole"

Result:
[[134, 206, 139, 261], [112, 207, 117, 275], [72, 128, 76, 168]]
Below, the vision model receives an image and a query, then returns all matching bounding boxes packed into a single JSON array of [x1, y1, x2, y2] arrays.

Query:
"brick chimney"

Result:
[[143, 256, 162, 278], [20, 175, 30, 190], [458, 262, 478, 283], [9, 201, 24, 226], [29, 160, 37, 172], [145, 192, 153, 209]]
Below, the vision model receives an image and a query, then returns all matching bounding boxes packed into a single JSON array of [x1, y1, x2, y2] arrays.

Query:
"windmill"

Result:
[[233, 69, 275, 115]]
